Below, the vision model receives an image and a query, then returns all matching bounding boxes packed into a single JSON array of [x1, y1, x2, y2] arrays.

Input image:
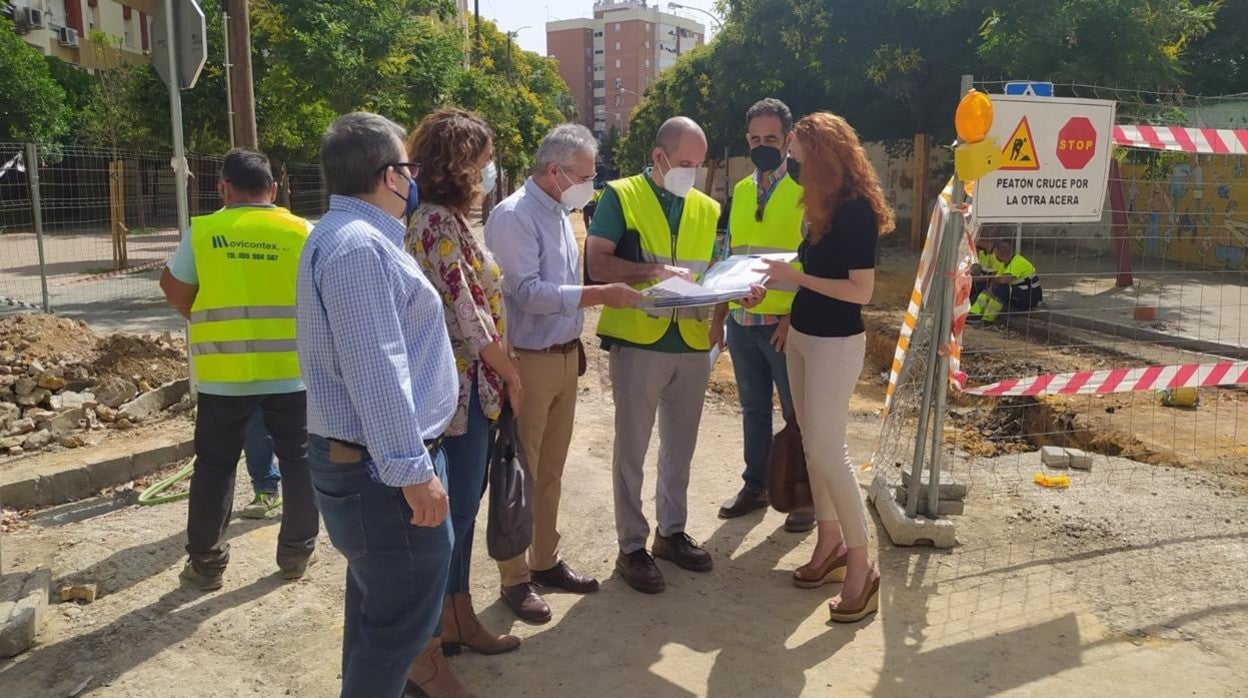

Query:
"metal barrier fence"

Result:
[[0, 143, 325, 332]]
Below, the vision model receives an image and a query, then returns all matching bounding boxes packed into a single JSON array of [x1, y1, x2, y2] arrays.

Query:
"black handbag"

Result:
[[485, 408, 534, 561]]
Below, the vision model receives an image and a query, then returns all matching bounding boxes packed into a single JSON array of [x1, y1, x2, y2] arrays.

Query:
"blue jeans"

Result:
[[726, 315, 795, 491], [309, 435, 453, 698], [244, 410, 280, 495], [441, 378, 490, 595]]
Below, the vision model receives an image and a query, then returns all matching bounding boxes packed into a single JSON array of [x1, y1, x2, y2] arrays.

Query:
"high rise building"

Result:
[[6, 0, 151, 69], [546, 0, 704, 139]]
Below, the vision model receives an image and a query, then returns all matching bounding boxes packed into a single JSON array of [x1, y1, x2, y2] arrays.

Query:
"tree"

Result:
[[621, 0, 1219, 168], [1182, 0, 1248, 95], [0, 17, 70, 142]]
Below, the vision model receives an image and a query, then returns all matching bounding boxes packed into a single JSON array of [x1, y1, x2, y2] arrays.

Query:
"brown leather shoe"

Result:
[[784, 511, 817, 532], [531, 560, 600, 594], [718, 485, 769, 518], [653, 532, 713, 572], [441, 593, 520, 656], [406, 635, 475, 697], [499, 583, 551, 625], [616, 549, 665, 594]]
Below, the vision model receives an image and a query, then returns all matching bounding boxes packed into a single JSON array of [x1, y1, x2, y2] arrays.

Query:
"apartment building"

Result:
[[5, 0, 150, 69], [547, 0, 704, 138]]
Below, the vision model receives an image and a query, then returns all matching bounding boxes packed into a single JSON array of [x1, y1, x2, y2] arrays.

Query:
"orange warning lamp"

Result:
[[955, 89, 994, 144]]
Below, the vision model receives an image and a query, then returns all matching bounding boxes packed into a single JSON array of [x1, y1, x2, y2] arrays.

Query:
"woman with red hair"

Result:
[[759, 112, 895, 623]]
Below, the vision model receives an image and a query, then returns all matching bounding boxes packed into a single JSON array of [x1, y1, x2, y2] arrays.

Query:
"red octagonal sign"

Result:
[[1056, 116, 1097, 170]]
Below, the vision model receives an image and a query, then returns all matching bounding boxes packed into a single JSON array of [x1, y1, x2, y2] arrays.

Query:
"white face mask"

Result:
[[558, 168, 595, 211], [480, 162, 497, 196], [658, 151, 697, 198]]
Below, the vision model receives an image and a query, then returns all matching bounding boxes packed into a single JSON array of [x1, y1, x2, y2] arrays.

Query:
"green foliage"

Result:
[[620, 0, 1219, 165], [450, 18, 574, 174], [0, 17, 70, 142]]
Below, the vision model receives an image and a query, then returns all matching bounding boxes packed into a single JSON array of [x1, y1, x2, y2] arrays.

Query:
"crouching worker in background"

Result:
[[969, 239, 1042, 325]]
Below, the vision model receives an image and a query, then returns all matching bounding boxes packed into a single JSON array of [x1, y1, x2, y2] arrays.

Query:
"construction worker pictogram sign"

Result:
[[974, 95, 1116, 223], [1000, 117, 1040, 170]]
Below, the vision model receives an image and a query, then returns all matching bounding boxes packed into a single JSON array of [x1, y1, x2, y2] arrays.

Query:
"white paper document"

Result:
[[639, 253, 798, 309]]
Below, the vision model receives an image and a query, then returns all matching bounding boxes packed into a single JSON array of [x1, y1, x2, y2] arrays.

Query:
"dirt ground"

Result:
[[1, 224, 1247, 696]]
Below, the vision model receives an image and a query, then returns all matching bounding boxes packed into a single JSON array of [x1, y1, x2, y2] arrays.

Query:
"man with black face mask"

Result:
[[711, 98, 816, 532]]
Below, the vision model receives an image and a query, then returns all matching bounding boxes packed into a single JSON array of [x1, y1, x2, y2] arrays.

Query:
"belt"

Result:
[[328, 436, 445, 453], [519, 338, 581, 354]]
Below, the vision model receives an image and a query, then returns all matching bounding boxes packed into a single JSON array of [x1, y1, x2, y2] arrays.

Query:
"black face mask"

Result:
[[750, 145, 784, 172], [786, 156, 802, 185]]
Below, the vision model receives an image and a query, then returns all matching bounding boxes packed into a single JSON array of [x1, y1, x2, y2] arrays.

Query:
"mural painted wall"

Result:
[[1120, 154, 1248, 270]]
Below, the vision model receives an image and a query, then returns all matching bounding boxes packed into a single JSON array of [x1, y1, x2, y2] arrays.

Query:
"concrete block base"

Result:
[[900, 469, 969, 501], [1065, 448, 1094, 471], [894, 486, 966, 516], [0, 568, 52, 657], [869, 473, 957, 549], [1041, 445, 1070, 468]]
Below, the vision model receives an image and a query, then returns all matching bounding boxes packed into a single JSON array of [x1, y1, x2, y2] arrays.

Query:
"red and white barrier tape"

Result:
[[959, 360, 1248, 397], [52, 259, 166, 286], [1113, 124, 1248, 155]]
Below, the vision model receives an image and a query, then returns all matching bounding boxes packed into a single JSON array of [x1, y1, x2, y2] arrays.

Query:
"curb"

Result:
[[0, 438, 194, 510], [1042, 309, 1248, 361], [0, 568, 51, 658]]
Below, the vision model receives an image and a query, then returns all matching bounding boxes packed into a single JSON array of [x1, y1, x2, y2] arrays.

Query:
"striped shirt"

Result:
[[296, 195, 458, 487]]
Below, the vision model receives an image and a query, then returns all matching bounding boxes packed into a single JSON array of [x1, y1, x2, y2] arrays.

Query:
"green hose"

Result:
[[137, 458, 195, 506]]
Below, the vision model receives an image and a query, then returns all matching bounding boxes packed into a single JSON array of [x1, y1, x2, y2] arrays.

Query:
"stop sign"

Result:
[[1056, 117, 1097, 170]]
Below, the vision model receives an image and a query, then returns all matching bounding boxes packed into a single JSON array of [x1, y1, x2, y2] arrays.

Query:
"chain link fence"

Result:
[[0, 143, 325, 333]]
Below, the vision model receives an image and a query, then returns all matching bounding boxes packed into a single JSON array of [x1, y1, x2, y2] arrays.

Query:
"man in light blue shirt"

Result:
[[295, 112, 458, 698], [484, 123, 639, 623]]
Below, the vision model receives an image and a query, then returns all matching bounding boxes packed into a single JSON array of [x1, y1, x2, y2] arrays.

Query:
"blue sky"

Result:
[[480, 0, 723, 55]]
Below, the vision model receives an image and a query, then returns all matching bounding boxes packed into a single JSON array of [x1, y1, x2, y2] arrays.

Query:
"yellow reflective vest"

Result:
[[596, 174, 720, 350], [727, 173, 804, 315], [188, 206, 309, 384]]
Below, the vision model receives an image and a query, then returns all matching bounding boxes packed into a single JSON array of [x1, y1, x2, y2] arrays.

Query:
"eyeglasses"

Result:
[[377, 161, 422, 179]]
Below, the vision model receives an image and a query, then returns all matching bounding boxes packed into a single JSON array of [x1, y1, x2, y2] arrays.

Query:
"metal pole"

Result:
[[904, 213, 946, 517], [26, 143, 51, 313], [223, 10, 234, 148], [923, 73, 974, 518], [164, 1, 190, 238], [473, 0, 480, 65]]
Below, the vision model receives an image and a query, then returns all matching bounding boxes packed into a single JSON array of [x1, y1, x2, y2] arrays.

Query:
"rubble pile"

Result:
[[0, 315, 192, 458]]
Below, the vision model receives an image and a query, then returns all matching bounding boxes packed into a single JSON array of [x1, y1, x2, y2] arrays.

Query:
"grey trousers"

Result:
[[609, 345, 712, 554]]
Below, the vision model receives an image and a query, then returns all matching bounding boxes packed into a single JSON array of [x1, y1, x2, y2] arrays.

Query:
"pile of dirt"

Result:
[[0, 314, 191, 459]]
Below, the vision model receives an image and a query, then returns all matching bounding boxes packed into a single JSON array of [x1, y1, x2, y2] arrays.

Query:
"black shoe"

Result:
[[653, 532, 713, 572], [784, 512, 817, 533], [615, 549, 665, 594], [500, 582, 552, 624], [531, 560, 600, 594], [718, 485, 769, 519]]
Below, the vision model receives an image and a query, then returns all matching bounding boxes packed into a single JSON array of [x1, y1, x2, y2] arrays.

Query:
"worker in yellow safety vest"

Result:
[[969, 238, 1043, 325], [586, 116, 764, 595], [711, 98, 815, 533], [159, 148, 318, 591]]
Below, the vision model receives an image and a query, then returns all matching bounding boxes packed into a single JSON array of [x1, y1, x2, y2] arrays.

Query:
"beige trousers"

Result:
[[785, 329, 869, 548], [496, 349, 579, 587]]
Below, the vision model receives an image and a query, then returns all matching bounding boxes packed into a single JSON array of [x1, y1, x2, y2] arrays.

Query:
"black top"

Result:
[[791, 198, 878, 338]]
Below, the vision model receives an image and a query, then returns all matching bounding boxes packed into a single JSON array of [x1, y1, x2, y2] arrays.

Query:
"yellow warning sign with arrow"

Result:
[[1000, 116, 1040, 170]]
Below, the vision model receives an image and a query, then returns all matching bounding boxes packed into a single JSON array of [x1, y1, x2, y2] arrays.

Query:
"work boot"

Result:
[[718, 485, 769, 519], [406, 636, 475, 698], [441, 593, 520, 656], [178, 561, 223, 592], [279, 550, 317, 581], [615, 549, 665, 594], [653, 532, 714, 572]]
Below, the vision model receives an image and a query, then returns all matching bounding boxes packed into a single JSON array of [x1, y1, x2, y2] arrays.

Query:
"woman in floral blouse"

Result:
[[404, 108, 522, 692]]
